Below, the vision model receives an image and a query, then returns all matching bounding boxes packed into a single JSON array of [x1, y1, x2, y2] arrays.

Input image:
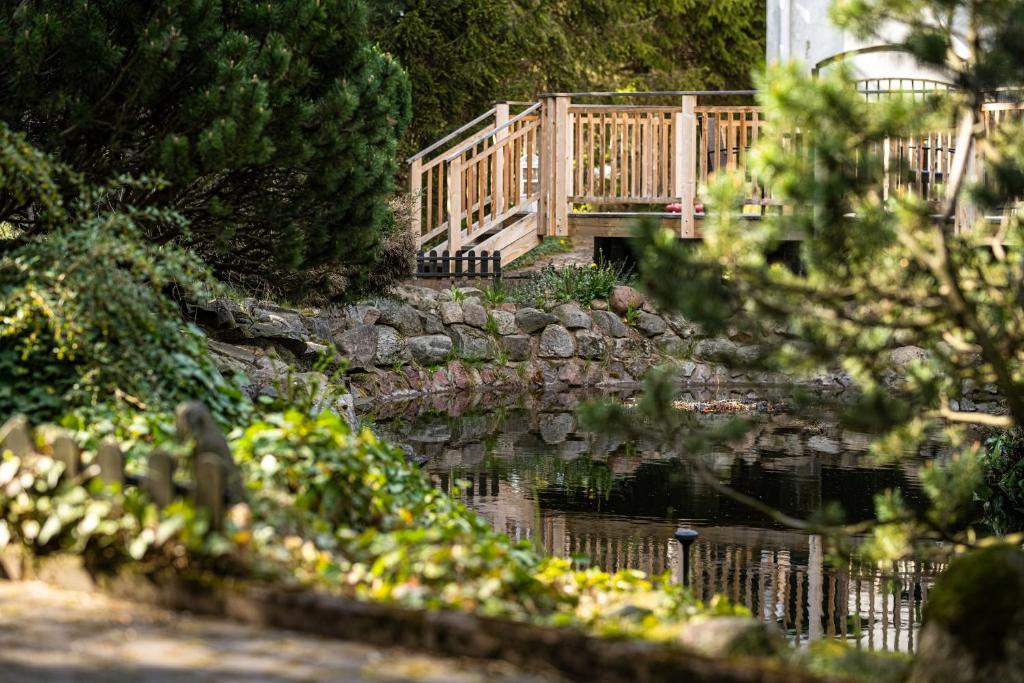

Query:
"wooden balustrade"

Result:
[[1, 410, 232, 531], [409, 94, 1024, 253]]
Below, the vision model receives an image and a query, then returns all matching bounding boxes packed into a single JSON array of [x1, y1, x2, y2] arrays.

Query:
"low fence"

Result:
[[415, 249, 502, 280], [0, 409, 230, 529]]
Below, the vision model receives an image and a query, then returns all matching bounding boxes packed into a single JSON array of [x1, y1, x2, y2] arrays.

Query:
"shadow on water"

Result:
[[364, 385, 953, 653]]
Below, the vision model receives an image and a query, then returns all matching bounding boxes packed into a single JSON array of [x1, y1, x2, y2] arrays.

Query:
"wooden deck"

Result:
[[407, 92, 1024, 264]]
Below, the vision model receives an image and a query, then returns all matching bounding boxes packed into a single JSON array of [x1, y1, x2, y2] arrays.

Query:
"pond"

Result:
[[365, 385, 952, 653]]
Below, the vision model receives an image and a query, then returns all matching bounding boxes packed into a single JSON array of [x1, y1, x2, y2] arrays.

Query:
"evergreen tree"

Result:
[[0, 0, 411, 298], [593, 0, 1024, 555], [371, 0, 764, 155]]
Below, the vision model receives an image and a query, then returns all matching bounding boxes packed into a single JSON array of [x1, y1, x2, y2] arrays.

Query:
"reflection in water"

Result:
[[367, 386, 951, 652]]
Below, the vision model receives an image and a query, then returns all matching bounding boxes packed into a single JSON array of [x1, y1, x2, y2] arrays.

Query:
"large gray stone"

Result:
[[694, 338, 738, 361], [462, 302, 488, 329], [490, 309, 517, 336], [449, 324, 494, 360], [888, 345, 930, 368], [516, 307, 558, 334], [344, 303, 381, 327], [575, 331, 607, 360], [373, 326, 409, 366], [408, 335, 453, 365], [655, 333, 688, 356], [539, 412, 575, 444], [188, 298, 247, 331], [635, 312, 667, 337], [335, 324, 379, 369], [500, 335, 531, 361], [247, 306, 308, 344], [439, 301, 464, 325], [375, 300, 423, 336], [591, 310, 629, 338], [539, 324, 575, 358], [418, 311, 445, 335], [609, 285, 645, 315], [553, 302, 592, 330]]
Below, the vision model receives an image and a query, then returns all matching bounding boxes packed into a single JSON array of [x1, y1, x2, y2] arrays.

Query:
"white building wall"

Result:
[[766, 0, 954, 86]]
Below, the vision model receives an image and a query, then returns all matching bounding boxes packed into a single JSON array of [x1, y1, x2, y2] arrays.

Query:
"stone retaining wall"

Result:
[[192, 284, 850, 407]]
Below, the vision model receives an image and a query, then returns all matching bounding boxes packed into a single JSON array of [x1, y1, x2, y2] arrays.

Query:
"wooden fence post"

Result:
[[553, 95, 571, 236], [96, 440, 125, 487], [677, 95, 698, 238], [537, 95, 552, 237], [538, 94, 571, 238], [146, 450, 175, 508], [0, 416, 31, 458], [409, 157, 423, 249], [195, 453, 225, 530], [51, 430, 80, 478], [447, 156, 463, 253], [495, 102, 509, 216]]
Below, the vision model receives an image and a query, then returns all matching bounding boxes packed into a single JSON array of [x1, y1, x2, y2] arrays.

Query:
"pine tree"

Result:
[[596, 0, 1024, 554], [0, 0, 411, 298]]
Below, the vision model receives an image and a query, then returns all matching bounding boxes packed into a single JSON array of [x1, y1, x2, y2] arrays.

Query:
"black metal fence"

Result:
[[416, 249, 501, 279]]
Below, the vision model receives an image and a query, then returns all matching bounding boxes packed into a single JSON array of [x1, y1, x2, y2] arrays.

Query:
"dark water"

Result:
[[366, 386, 951, 652]]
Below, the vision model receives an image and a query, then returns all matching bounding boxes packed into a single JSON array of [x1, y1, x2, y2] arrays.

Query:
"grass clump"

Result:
[[510, 262, 631, 308]]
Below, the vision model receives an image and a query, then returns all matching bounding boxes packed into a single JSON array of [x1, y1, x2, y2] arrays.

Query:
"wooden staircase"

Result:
[[407, 101, 543, 267]]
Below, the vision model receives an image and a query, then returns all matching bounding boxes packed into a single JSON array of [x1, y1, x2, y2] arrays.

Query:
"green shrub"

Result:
[[979, 429, 1024, 534], [1, 407, 745, 635], [0, 0, 411, 299], [510, 262, 631, 307], [0, 124, 246, 423]]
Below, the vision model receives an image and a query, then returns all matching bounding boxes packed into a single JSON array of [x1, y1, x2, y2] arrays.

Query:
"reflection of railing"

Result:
[[550, 525, 942, 653]]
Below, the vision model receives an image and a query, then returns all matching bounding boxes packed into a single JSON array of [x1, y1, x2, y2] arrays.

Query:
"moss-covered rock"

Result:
[[912, 544, 1024, 683]]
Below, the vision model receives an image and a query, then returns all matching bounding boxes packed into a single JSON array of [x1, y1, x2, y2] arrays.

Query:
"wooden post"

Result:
[[955, 136, 979, 234], [678, 95, 698, 238], [0, 416, 31, 458], [96, 440, 125, 487], [447, 156, 463, 252], [494, 102, 509, 215], [195, 453, 225, 530], [537, 96, 553, 236], [146, 450, 175, 509], [51, 430, 80, 479], [409, 157, 423, 249], [553, 95, 571, 236]]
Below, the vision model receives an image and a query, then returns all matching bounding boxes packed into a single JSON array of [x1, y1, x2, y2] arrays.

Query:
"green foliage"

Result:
[[482, 283, 509, 305], [0, 444, 215, 569], [620, 0, 1024, 559], [1, 407, 748, 636], [788, 640, 910, 683], [511, 262, 630, 307], [979, 429, 1024, 534], [373, 0, 765, 154], [0, 124, 246, 423], [0, 0, 411, 299]]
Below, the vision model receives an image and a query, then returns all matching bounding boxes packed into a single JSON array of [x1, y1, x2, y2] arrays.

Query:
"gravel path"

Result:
[[0, 581, 565, 683]]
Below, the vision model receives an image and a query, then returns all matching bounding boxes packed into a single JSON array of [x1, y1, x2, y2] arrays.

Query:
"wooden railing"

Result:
[[1, 408, 233, 530], [409, 92, 1024, 251]]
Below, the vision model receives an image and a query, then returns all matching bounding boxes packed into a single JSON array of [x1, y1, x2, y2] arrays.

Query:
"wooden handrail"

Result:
[[443, 101, 542, 161], [406, 107, 497, 163], [539, 90, 757, 98]]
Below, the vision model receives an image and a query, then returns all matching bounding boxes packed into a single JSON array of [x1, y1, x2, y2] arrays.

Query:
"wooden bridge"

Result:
[[407, 91, 1024, 266]]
